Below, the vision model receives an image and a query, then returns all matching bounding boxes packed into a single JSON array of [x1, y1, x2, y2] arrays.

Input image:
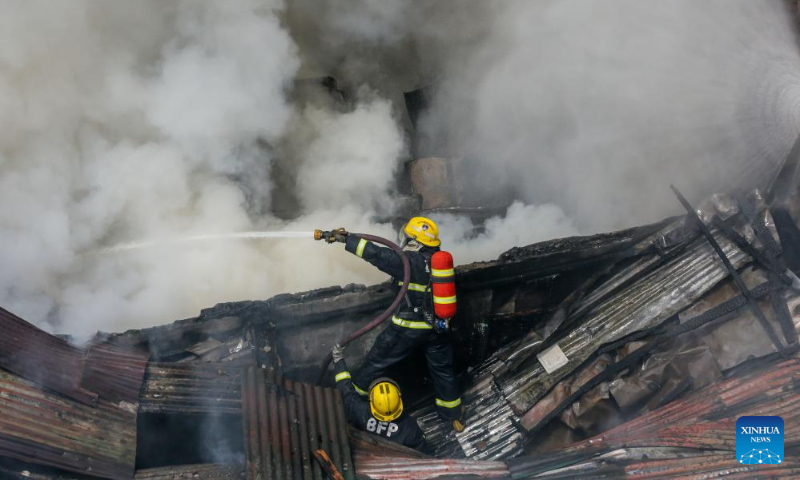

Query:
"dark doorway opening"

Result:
[[135, 412, 244, 469]]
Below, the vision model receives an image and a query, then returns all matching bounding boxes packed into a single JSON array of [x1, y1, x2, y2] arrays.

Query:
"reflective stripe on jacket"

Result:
[[345, 235, 438, 325], [333, 359, 426, 451]]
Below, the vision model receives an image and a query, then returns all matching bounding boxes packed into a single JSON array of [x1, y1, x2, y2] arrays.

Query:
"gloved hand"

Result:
[[325, 228, 348, 244], [332, 343, 346, 363], [333, 229, 348, 243], [434, 318, 449, 333]]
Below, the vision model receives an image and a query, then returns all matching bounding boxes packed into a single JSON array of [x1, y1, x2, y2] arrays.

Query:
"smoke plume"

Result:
[[0, 1, 400, 336], [418, 0, 800, 231]]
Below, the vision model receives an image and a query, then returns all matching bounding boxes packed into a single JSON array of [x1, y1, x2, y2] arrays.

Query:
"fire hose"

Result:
[[313, 228, 410, 383]]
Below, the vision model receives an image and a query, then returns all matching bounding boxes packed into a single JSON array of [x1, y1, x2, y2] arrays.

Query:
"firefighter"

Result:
[[331, 344, 426, 451], [326, 217, 464, 432]]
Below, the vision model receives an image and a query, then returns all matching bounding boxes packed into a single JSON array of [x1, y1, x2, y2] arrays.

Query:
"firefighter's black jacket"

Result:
[[333, 359, 426, 451], [344, 235, 437, 321]]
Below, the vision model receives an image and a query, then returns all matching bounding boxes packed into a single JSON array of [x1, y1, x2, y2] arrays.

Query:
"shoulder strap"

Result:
[[423, 257, 435, 317]]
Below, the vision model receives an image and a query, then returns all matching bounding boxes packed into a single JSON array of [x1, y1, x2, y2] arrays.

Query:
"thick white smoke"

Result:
[[294, 98, 405, 213], [418, 0, 800, 231], [0, 1, 403, 337], [294, 0, 800, 231], [434, 202, 580, 265]]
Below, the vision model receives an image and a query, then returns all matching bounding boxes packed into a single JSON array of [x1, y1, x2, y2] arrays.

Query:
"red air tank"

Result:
[[431, 251, 457, 319]]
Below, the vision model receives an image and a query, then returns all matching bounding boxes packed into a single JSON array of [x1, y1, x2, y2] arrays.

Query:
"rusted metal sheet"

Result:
[[0, 369, 138, 479], [0, 307, 147, 478], [0, 307, 148, 408], [517, 452, 800, 479], [347, 429, 428, 460], [624, 453, 800, 479], [0, 306, 97, 405], [354, 455, 510, 480], [140, 362, 242, 414], [522, 448, 800, 479], [507, 355, 800, 478], [568, 355, 800, 453], [81, 342, 149, 405], [241, 368, 355, 480], [135, 464, 246, 479]]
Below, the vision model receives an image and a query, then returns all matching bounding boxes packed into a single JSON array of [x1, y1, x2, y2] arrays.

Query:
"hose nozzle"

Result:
[[314, 228, 348, 243]]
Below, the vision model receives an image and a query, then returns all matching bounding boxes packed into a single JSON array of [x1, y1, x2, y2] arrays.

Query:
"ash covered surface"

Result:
[[497, 218, 674, 264]]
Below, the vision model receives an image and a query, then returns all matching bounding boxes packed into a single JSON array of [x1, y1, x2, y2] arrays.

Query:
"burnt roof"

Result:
[[0, 307, 148, 478]]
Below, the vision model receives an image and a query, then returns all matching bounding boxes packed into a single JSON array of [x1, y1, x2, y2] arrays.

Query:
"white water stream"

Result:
[[99, 231, 314, 253]]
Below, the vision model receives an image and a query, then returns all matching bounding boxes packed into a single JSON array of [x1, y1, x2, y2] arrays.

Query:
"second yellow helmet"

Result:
[[369, 378, 403, 422]]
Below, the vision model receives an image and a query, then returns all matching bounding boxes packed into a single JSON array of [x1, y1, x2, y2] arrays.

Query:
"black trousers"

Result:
[[353, 324, 462, 420]]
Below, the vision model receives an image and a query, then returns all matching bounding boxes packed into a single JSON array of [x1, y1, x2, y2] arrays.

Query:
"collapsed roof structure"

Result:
[[2, 135, 800, 478]]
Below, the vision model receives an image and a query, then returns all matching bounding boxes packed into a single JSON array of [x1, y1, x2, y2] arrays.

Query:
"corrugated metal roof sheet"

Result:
[[352, 408, 511, 479], [0, 369, 137, 478], [0, 306, 148, 478], [135, 463, 246, 479], [524, 452, 800, 480], [0, 306, 97, 405], [623, 453, 800, 479], [241, 367, 355, 480], [354, 455, 510, 480], [347, 429, 428, 460], [140, 362, 242, 415], [82, 343, 149, 405]]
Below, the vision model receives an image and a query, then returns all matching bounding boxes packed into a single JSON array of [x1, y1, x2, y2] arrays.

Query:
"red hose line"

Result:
[[317, 233, 410, 383]]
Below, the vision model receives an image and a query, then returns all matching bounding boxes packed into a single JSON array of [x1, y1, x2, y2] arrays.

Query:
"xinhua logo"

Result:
[[736, 416, 784, 465]]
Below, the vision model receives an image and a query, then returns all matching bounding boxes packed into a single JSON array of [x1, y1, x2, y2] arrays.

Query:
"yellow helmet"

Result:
[[369, 378, 403, 422], [403, 216, 440, 247]]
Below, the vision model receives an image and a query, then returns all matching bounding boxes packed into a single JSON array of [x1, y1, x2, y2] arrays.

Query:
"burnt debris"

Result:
[[1, 181, 800, 479]]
